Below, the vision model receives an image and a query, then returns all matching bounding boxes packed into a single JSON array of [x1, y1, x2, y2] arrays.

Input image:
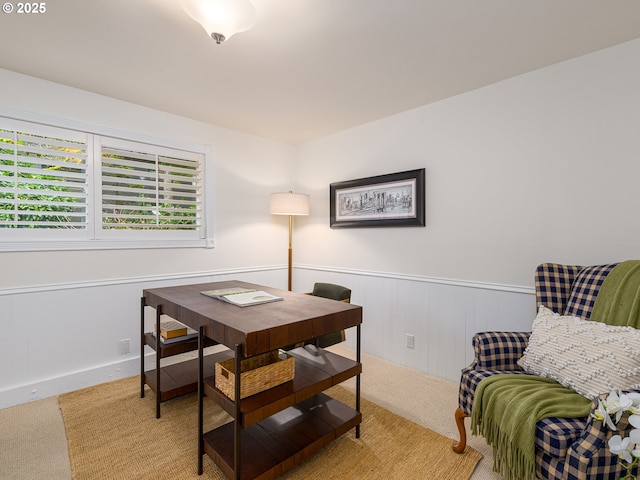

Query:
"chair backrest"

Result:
[[309, 283, 351, 348], [535, 263, 618, 320], [312, 283, 351, 302]]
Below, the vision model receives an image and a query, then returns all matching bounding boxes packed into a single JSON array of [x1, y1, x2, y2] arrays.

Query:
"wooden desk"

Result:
[[142, 280, 363, 480]]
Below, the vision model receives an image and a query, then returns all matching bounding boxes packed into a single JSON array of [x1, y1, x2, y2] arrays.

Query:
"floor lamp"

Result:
[[269, 191, 310, 291]]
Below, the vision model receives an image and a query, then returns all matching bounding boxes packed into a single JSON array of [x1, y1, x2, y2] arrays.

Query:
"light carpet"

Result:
[[59, 375, 482, 479]]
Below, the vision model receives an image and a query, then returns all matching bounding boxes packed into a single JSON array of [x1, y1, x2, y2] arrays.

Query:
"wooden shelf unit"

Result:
[[201, 346, 362, 480], [140, 299, 218, 418], [204, 393, 361, 480], [203, 346, 361, 428]]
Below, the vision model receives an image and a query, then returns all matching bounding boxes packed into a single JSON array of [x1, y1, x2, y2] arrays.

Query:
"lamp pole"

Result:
[[269, 191, 310, 292], [287, 214, 293, 291]]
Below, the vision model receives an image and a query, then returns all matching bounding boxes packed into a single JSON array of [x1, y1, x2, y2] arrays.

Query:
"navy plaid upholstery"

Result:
[[564, 263, 618, 319], [560, 395, 638, 480], [471, 331, 530, 370], [459, 262, 634, 480], [535, 417, 587, 458], [458, 331, 530, 415], [535, 263, 582, 313]]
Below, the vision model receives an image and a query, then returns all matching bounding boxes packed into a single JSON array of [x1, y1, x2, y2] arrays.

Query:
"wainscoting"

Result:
[[295, 265, 536, 383], [0, 265, 535, 408]]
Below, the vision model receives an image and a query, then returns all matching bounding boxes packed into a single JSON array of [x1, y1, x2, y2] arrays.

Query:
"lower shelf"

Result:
[[203, 393, 361, 480], [144, 350, 233, 402]]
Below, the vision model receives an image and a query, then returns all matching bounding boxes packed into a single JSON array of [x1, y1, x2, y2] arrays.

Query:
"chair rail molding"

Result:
[[295, 264, 535, 295]]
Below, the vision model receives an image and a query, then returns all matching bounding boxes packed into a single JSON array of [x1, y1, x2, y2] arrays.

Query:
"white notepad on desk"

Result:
[[201, 288, 283, 307]]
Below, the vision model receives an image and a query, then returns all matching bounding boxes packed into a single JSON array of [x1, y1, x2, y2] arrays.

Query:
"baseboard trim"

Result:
[[0, 356, 141, 409]]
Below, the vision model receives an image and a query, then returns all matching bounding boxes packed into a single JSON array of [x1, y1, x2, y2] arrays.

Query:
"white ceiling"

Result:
[[1, 0, 639, 144]]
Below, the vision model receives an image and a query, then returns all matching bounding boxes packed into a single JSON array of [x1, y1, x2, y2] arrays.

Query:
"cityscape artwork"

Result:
[[330, 169, 425, 228]]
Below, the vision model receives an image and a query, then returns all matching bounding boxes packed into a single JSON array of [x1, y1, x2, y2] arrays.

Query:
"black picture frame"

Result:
[[330, 168, 425, 228]]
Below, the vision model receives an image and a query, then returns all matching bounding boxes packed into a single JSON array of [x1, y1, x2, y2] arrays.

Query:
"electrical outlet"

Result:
[[119, 338, 131, 355], [406, 334, 415, 349]]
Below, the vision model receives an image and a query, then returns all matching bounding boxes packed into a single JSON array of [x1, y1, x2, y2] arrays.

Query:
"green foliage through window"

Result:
[[0, 129, 87, 228], [0, 118, 206, 240]]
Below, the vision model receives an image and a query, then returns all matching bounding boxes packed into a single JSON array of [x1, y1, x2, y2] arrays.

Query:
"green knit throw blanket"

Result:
[[590, 260, 640, 328], [471, 374, 592, 480]]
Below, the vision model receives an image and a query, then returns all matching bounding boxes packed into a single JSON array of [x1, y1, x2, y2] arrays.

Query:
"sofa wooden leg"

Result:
[[453, 407, 468, 453]]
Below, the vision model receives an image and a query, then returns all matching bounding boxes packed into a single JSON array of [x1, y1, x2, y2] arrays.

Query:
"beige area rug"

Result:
[[59, 376, 482, 480]]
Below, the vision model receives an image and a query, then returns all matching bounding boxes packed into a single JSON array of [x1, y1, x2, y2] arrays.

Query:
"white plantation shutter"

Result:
[[0, 113, 212, 251], [100, 139, 204, 233], [0, 122, 88, 229]]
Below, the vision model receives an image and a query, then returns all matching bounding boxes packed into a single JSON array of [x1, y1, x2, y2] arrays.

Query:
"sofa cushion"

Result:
[[535, 263, 582, 314], [518, 305, 640, 399], [563, 263, 617, 319], [535, 416, 587, 458]]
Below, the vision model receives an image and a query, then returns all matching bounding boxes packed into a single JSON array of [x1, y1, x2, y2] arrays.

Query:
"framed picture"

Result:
[[330, 168, 425, 228]]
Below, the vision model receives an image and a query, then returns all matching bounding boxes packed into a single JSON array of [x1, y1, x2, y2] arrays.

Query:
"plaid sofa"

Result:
[[454, 262, 640, 480]]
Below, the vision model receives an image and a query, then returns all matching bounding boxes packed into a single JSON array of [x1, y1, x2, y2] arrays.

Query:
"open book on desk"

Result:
[[200, 287, 284, 307]]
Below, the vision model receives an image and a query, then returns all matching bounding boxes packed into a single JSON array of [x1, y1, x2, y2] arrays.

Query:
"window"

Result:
[[0, 115, 212, 251], [0, 123, 88, 230]]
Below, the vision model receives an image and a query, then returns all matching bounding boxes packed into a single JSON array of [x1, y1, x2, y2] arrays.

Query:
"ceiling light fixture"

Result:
[[182, 0, 256, 44]]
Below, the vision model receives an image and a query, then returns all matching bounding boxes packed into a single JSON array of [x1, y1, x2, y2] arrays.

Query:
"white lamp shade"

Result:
[[270, 192, 310, 216], [183, 0, 256, 42]]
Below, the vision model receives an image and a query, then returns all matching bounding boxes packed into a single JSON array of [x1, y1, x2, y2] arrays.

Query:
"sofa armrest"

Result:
[[469, 331, 531, 371]]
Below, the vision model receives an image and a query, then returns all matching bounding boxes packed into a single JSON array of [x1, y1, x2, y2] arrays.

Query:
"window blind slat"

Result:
[[101, 158, 157, 172]]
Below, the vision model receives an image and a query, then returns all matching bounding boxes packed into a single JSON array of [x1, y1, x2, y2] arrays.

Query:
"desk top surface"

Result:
[[143, 280, 362, 356]]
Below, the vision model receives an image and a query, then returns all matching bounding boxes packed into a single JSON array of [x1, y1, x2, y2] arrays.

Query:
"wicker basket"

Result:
[[215, 350, 295, 401]]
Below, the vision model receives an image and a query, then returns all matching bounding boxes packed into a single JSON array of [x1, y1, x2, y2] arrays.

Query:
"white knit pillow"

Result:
[[517, 305, 640, 399]]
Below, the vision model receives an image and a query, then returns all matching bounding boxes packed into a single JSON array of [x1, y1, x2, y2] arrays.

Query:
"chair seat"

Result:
[[535, 416, 588, 459]]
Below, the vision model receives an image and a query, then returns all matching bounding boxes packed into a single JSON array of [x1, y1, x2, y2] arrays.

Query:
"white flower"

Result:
[[629, 414, 640, 429], [628, 429, 640, 448], [627, 392, 640, 413], [593, 399, 618, 430], [602, 391, 633, 424], [602, 390, 640, 471], [609, 435, 634, 463]]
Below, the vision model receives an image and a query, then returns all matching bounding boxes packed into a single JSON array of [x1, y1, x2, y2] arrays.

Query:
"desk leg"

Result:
[[155, 305, 162, 419], [140, 297, 145, 399], [356, 323, 361, 439], [234, 344, 242, 480], [197, 326, 204, 475]]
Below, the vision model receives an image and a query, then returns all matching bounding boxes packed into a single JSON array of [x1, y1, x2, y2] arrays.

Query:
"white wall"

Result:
[[0, 267, 286, 408], [0, 69, 297, 407], [296, 39, 640, 287], [3, 39, 640, 407], [294, 266, 534, 381], [0, 68, 297, 289], [294, 38, 640, 374]]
